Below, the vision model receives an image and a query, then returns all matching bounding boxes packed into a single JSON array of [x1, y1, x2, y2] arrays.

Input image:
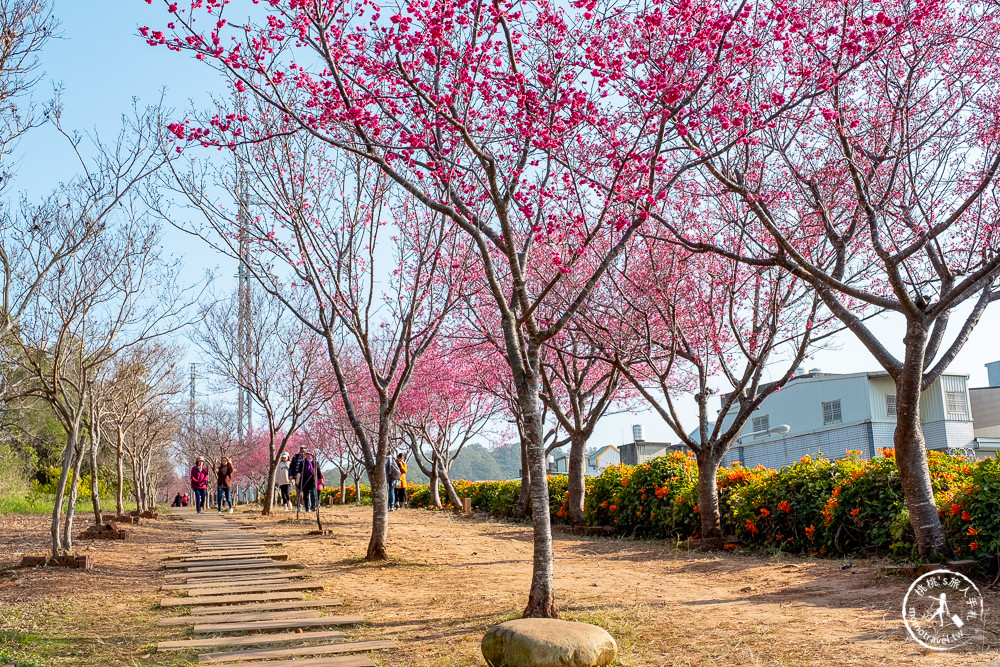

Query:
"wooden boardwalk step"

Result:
[[161, 572, 305, 589], [194, 533, 281, 547], [213, 657, 373, 667], [178, 581, 323, 596], [165, 557, 288, 569], [190, 599, 342, 615], [199, 639, 392, 663], [158, 610, 321, 626], [161, 592, 305, 608], [157, 629, 344, 650], [182, 562, 302, 573], [193, 616, 364, 634], [164, 567, 287, 580], [166, 551, 268, 560], [164, 572, 293, 585]]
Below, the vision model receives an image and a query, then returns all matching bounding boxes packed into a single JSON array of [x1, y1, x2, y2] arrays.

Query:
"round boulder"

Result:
[[481, 618, 618, 667]]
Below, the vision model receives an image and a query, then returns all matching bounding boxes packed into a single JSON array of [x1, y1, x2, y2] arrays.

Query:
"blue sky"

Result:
[[11, 0, 1000, 449]]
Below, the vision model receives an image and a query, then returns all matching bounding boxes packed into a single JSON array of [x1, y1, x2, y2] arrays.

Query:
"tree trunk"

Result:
[[262, 456, 279, 516], [365, 427, 390, 561], [428, 461, 441, 509], [50, 424, 80, 557], [516, 342, 558, 619], [115, 427, 125, 516], [89, 425, 102, 525], [515, 443, 531, 519], [567, 432, 587, 526], [696, 452, 723, 540], [130, 455, 141, 512], [895, 328, 948, 559], [62, 439, 85, 554], [353, 478, 360, 504], [437, 461, 463, 511]]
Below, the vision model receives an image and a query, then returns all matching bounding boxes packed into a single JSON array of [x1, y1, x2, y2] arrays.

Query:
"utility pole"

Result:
[[189, 362, 199, 458], [236, 169, 253, 449]]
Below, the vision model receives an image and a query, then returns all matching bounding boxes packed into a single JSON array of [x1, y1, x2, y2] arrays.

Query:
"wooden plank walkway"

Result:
[[193, 616, 363, 634], [164, 557, 288, 569], [163, 567, 289, 580], [158, 610, 321, 626], [199, 640, 394, 663], [189, 599, 343, 615], [154, 507, 391, 664], [216, 657, 374, 667], [181, 562, 302, 573], [158, 629, 346, 650], [164, 580, 323, 597], [160, 591, 306, 607]]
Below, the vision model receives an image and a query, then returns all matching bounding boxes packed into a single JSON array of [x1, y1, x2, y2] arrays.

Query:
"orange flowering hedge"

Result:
[[408, 449, 999, 565], [320, 484, 371, 504]]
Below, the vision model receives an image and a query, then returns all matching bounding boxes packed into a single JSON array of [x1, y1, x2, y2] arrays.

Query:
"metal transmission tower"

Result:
[[189, 362, 199, 447], [236, 172, 253, 449]]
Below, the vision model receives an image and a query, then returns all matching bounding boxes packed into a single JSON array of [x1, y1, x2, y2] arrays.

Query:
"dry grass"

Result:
[[1, 504, 999, 666]]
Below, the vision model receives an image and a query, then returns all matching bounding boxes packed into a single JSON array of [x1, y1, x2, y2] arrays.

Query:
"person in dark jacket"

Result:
[[290, 445, 307, 511], [300, 451, 318, 512], [190, 456, 209, 513], [385, 455, 401, 511], [217, 456, 235, 514]]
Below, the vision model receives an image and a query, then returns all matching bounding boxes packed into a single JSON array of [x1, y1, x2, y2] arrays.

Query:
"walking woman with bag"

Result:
[[276, 451, 293, 511], [190, 456, 209, 513], [217, 456, 235, 513]]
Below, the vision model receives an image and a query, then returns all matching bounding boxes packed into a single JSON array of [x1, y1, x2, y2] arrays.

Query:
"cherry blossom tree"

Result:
[[596, 240, 824, 541], [140, 0, 812, 617], [159, 122, 469, 559], [193, 287, 328, 515], [540, 326, 622, 526], [398, 342, 503, 510], [662, 0, 1000, 557]]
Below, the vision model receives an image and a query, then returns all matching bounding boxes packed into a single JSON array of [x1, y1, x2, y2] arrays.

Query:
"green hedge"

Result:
[[406, 450, 999, 565]]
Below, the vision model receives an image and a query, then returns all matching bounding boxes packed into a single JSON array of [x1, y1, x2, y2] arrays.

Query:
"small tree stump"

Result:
[[461, 497, 472, 516]]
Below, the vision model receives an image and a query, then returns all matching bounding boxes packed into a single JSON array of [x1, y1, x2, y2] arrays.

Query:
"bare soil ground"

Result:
[[2, 504, 1000, 666]]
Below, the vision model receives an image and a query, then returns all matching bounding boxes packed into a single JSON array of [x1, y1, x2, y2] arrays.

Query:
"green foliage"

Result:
[[941, 455, 1000, 562], [730, 455, 839, 553], [0, 444, 29, 499], [407, 449, 1000, 568]]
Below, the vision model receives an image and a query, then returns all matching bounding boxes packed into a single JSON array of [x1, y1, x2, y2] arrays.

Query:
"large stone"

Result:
[[482, 619, 617, 667]]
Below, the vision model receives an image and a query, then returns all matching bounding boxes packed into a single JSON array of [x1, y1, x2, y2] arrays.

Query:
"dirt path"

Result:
[[1, 505, 999, 666], [248, 505, 1000, 666]]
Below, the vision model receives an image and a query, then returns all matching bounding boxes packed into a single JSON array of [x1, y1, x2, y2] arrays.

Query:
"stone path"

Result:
[[156, 509, 392, 665]]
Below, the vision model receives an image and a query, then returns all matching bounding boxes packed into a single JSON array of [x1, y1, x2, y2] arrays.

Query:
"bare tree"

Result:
[[539, 326, 622, 526], [193, 287, 327, 515], [103, 342, 184, 515], [160, 121, 470, 560]]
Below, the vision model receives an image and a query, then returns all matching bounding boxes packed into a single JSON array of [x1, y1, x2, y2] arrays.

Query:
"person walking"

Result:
[[300, 451, 319, 513], [290, 445, 307, 511], [217, 456, 235, 514], [190, 456, 209, 513], [276, 451, 293, 511], [394, 452, 408, 510], [385, 455, 401, 511]]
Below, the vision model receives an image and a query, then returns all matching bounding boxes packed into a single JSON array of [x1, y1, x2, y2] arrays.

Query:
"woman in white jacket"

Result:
[[276, 451, 293, 511]]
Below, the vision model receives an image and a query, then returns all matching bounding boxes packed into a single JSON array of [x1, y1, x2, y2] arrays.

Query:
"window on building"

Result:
[[752, 414, 770, 436], [886, 394, 897, 417], [822, 400, 842, 425], [945, 391, 968, 419]]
